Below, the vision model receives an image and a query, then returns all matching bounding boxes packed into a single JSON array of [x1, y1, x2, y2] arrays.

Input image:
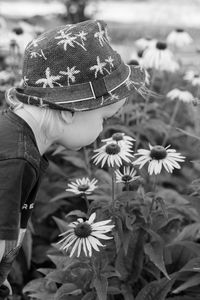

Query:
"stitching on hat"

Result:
[[56, 96, 94, 104], [89, 82, 96, 99], [109, 64, 131, 92]]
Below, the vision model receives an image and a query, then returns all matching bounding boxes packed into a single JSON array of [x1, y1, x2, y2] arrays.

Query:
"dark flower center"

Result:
[[78, 184, 89, 192], [156, 41, 167, 50], [74, 223, 92, 238], [122, 175, 132, 182], [137, 50, 144, 58], [194, 73, 200, 78], [10, 39, 18, 48], [13, 27, 23, 35], [106, 143, 120, 155], [176, 28, 184, 33], [150, 145, 167, 160], [128, 59, 139, 66], [112, 133, 124, 141], [145, 36, 152, 41], [178, 87, 186, 91]]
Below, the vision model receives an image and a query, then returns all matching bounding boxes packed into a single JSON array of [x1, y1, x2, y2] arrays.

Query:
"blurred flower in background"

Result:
[[134, 36, 156, 52], [167, 88, 194, 103], [127, 59, 150, 85], [102, 132, 135, 148], [142, 41, 179, 72], [184, 70, 200, 86], [166, 28, 193, 48]]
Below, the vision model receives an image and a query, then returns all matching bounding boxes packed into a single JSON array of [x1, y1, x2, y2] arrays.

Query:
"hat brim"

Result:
[[15, 65, 147, 112]]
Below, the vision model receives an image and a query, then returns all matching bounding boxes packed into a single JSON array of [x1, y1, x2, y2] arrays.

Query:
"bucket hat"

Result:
[[14, 20, 147, 112]]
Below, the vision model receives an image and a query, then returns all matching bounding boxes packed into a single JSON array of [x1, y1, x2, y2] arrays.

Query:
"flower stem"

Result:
[[134, 69, 157, 151], [148, 174, 157, 223], [125, 182, 129, 192], [111, 168, 115, 205], [162, 99, 180, 146], [83, 194, 90, 212], [194, 85, 200, 135], [83, 146, 91, 176]]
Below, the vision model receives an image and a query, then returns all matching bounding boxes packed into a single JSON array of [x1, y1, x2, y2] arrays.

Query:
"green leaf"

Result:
[[167, 297, 199, 300], [135, 276, 176, 300], [170, 241, 200, 257], [23, 278, 56, 300], [176, 128, 200, 141], [121, 284, 134, 300], [172, 273, 200, 294], [52, 216, 70, 232], [50, 191, 72, 202], [125, 214, 136, 231], [107, 286, 121, 295], [54, 283, 81, 300], [93, 274, 108, 300], [47, 255, 73, 269], [144, 230, 170, 279], [157, 188, 189, 205], [82, 291, 95, 300], [65, 210, 87, 219], [165, 242, 199, 273], [122, 229, 132, 255], [62, 155, 88, 170], [173, 223, 200, 242], [48, 161, 68, 178], [21, 228, 32, 269], [178, 257, 200, 273], [115, 227, 146, 283], [46, 270, 68, 284]]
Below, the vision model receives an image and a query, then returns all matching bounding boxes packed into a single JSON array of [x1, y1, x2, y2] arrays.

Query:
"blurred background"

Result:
[[1, 0, 200, 69], [1, 0, 200, 103]]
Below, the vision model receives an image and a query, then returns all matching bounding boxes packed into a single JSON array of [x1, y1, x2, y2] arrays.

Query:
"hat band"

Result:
[[16, 62, 131, 105]]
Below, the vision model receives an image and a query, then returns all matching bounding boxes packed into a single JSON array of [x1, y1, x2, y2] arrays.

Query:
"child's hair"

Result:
[[5, 88, 72, 143]]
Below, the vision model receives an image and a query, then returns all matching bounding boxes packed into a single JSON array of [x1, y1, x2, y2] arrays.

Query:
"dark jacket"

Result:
[[0, 108, 49, 240]]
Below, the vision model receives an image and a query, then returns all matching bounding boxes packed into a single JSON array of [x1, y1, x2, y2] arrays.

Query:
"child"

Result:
[[0, 19, 146, 298]]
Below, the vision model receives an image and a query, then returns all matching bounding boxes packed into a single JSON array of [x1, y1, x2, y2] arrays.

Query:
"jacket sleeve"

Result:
[[0, 159, 36, 240]]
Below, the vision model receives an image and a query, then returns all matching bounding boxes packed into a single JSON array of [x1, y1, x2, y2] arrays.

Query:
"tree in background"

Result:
[[63, 0, 90, 23]]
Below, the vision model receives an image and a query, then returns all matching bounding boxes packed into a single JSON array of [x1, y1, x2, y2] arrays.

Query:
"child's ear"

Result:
[[60, 111, 75, 124]]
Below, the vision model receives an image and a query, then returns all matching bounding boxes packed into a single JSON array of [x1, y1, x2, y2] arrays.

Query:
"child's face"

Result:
[[57, 98, 126, 150]]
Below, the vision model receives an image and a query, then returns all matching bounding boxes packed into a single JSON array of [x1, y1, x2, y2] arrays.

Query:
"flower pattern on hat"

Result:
[[94, 22, 110, 47], [55, 25, 87, 51], [23, 76, 29, 87], [30, 49, 47, 60], [35, 67, 63, 88], [18, 20, 148, 111], [90, 56, 114, 78], [27, 35, 47, 60], [59, 66, 80, 86], [27, 35, 46, 49]]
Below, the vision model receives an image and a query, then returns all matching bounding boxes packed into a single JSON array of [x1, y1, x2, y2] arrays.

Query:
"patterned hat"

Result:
[[15, 20, 147, 112]]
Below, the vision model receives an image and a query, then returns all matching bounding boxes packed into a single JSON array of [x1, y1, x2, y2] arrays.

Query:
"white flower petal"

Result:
[[70, 238, 80, 257], [88, 212, 96, 224]]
